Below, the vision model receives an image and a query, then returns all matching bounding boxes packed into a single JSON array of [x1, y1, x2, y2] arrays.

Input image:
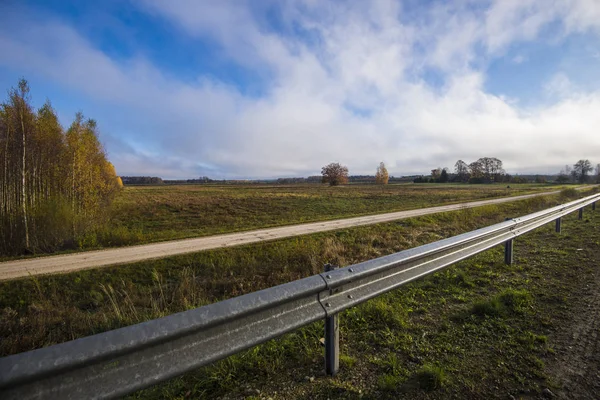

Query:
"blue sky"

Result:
[[1, 0, 600, 178]]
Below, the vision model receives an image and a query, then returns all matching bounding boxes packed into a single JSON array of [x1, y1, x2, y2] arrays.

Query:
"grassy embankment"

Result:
[[1, 188, 597, 398]]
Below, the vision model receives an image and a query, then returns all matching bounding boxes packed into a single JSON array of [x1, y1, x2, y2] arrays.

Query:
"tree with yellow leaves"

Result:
[[375, 162, 389, 184], [0, 79, 121, 255]]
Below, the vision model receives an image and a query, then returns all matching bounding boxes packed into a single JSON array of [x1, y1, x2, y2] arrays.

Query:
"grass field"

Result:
[[102, 183, 560, 247], [1, 188, 596, 398], [0, 183, 565, 259]]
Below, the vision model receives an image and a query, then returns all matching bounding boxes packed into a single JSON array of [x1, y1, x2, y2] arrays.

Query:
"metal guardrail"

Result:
[[1, 192, 599, 399]]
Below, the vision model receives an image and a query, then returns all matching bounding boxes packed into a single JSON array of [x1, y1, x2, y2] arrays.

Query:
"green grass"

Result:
[[470, 288, 532, 317], [0, 188, 597, 398], [0, 182, 573, 261], [414, 364, 447, 391], [104, 183, 561, 245]]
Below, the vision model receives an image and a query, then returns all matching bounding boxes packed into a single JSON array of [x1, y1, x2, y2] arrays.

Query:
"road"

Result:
[[0, 190, 565, 281]]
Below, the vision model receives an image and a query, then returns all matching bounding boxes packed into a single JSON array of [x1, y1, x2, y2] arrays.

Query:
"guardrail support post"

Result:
[[555, 217, 561, 233], [579, 207, 583, 220], [504, 239, 513, 265], [324, 263, 339, 376], [503, 218, 514, 265], [593, 202, 596, 211]]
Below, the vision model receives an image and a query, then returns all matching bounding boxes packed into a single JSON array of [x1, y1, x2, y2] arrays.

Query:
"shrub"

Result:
[[560, 188, 578, 200]]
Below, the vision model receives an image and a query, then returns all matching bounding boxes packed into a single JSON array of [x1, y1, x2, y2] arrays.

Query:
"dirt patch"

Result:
[[545, 257, 600, 399]]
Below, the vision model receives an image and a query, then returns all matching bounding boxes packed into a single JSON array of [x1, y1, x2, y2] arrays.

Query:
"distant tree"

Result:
[[595, 164, 600, 183], [479, 157, 492, 181], [321, 162, 349, 186], [375, 162, 389, 185], [439, 168, 449, 183], [511, 175, 529, 184], [121, 176, 164, 185], [534, 175, 546, 184], [454, 160, 469, 182], [563, 165, 573, 183], [430, 168, 442, 182], [557, 166, 571, 183], [556, 174, 570, 183], [469, 160, 483, 180], [475, 157, 504, 182], [573, 159, 593, 183], [489, 157, 505, 182]]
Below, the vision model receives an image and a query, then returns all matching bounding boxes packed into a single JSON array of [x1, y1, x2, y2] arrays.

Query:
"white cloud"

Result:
[[1, 0, 600, 178], [512, 54, 527, 64], [544, 72, 575, 98]]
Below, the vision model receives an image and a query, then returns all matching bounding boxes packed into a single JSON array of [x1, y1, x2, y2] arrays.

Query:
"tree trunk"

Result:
[[20, 106, 30, 250]]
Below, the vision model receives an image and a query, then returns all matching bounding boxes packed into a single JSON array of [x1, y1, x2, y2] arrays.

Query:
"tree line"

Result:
[[321, 159, 508, 186], [121, 176, 165, 185], [320, 157, 599, 187], [557, 160, 599, 183], [0, 79, 122, 255]]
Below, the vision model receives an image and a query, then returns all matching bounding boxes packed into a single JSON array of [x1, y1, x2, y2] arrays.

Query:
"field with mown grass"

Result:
[[99, 183, 561, 247], [1, 187, 598, 398]]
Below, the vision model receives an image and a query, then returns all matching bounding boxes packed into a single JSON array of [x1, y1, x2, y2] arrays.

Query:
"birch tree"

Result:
[[0, 79, 121, 255], [375, 162, 389, 184]]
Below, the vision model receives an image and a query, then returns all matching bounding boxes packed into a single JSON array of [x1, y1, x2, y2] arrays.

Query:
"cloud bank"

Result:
[[1, 0, 599, 178]]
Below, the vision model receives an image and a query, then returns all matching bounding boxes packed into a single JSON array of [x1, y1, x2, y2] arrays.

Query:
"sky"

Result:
[[1, 0, 600, 179]]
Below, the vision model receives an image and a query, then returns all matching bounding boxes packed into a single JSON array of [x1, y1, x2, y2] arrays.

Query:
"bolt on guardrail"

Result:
[[1, 192, 599, 400]]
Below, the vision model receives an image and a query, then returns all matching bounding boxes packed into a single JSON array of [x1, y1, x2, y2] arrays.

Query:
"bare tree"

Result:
[[321, 162, 349, 186], [557, 167, 570, 183], [573, 159, 593, 183], [564, 164, 573, 182], [489, 157, 505, 182], [469, 160, 483, 179], [454, 160, 469, 182], [375, 162, 389, 184]]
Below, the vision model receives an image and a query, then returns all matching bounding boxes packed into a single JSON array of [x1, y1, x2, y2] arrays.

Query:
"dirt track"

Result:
[[0, 190, 563, 281]]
